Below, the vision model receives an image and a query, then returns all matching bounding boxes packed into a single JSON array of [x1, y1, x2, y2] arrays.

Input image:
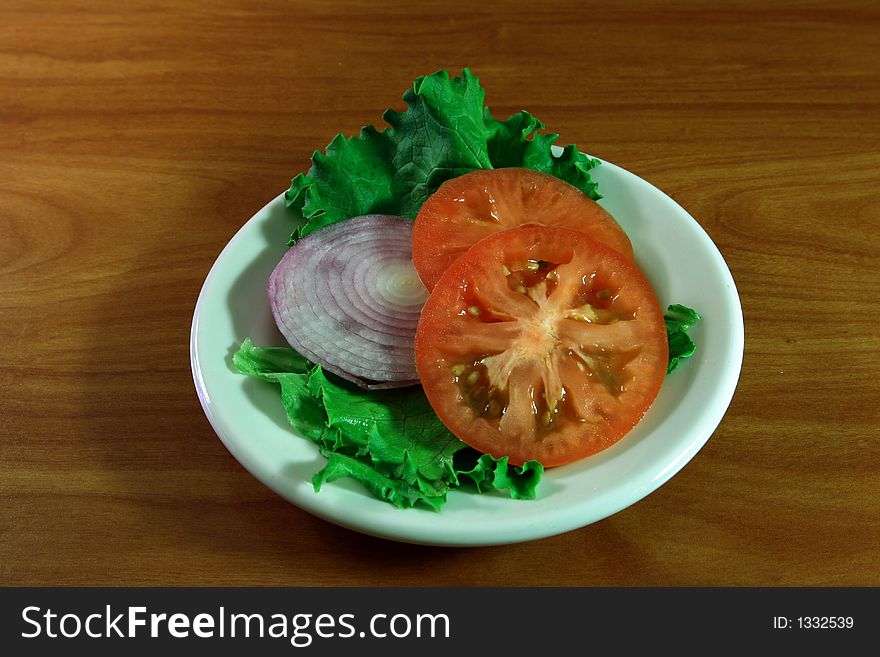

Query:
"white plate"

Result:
[[190, 157, 744, 546]]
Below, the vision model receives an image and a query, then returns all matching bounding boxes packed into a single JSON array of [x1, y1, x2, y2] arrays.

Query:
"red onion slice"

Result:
[[268, 214, 428, 389]]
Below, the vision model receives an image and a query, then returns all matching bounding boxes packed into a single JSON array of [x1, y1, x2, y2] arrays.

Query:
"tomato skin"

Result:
[[414, 226, 667, 467], [412, 168, 634, 291]]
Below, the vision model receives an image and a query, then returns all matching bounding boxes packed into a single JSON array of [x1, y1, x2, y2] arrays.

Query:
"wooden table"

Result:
[[2, 0, 877, 586]]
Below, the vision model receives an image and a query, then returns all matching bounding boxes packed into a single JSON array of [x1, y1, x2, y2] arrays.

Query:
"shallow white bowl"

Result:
[[190, 157, 744, 546]]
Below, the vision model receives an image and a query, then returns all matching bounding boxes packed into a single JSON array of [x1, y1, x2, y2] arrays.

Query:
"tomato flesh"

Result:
[[414, 226, 667, 467], [412, 168, 634, 290]]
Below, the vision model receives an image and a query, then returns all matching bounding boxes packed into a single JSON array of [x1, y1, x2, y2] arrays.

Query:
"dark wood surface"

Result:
[[2, 0, 878, 585]]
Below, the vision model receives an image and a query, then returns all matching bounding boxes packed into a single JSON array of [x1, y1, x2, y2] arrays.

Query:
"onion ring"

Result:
[[268, 215, 428, 389]]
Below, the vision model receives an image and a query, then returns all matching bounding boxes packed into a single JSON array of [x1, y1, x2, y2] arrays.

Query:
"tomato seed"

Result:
[[472, 386, 488, 402], [566, 304, 600, 323], [485, 400, 503, 417]]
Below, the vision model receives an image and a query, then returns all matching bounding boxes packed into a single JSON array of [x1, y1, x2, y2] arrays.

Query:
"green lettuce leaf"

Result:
[[484, 108, 602, 200], [232, 338, 312, 378], [286, 128, 397, 239], [313, 452, 446, 512], [665, 304, 702, 373], [285, 68, 602, 243], [232, 340, 543, 510], [454, 452, 544, 500]]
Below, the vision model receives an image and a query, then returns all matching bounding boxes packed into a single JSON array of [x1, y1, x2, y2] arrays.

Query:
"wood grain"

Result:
[[1, 0, 878, 586]]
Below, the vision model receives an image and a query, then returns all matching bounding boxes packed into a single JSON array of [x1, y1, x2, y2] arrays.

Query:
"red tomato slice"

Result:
[[414, 226, 667, 467], [412, 167, 634, 290]]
